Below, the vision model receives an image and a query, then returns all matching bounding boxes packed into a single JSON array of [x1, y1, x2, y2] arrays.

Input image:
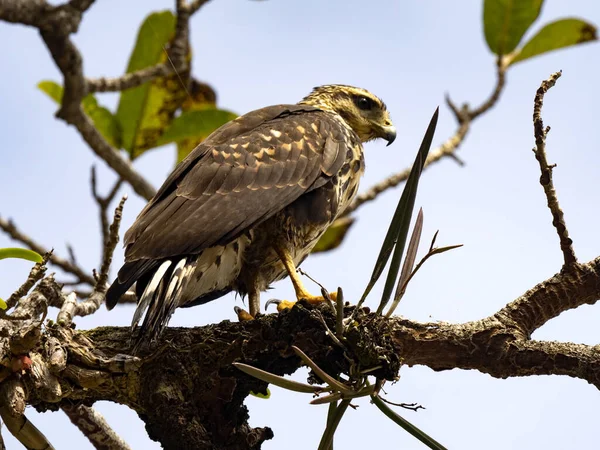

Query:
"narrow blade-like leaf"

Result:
[[371, 394, 448, 450], [233, 362, 321, 394], [292, 346, 353, 395], [360, 109, 438, 310], [386, 208, 423, 317], [317, 399, 350, 450], [0, 248, 43, 263], [374, 108, 439, 315], [509, 18, 597, 65]]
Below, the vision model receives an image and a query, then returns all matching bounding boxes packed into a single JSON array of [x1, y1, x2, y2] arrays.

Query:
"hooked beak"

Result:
[[381, 125, 397, 146]]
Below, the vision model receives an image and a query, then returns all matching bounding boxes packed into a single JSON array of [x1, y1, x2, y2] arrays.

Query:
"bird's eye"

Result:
[[355, 96, 373, 111]]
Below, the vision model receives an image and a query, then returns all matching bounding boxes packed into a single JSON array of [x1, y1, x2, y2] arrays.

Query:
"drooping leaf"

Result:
[[115, 11, 191, 158], [0, 248, 43, 263], [371, 394, 448, 450], [154, 108, 237, 162], [292, 346, 353, 395], [311, 217, 355, 254], [37, 81, 121, 148], [233, 362, 322, 394], [357, 108, 438, 315], [483, 0, 543, 55], [509, 18, 597, 65]]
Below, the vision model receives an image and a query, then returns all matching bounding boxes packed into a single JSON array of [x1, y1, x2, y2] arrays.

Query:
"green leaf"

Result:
[[375, 111, 438, 315], [157, 108, 237, 148], [371, 394, 447, 450], [174, 80, 229, 163], [509, 18, 598, 65], [359, 108, 438, 315], [0, 248, 43, 263], [483, 0, 543, 55], [317, 400, 350, 450], [311, 217, 355, 254], [292, 346, 354, 395], [115, 11, 191, 158], [37, 80, 62, 103], [233, 362, 322, 394], [37, 81, 121, 148], [249, 388, 271, 399], [0, 298, 6, 310]]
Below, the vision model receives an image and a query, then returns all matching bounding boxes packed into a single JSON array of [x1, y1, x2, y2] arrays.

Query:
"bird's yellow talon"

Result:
[[267, 291, 337, 312], [234, 306, 255, 321]]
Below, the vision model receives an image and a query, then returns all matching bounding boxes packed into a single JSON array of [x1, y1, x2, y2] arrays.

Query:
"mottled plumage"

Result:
[[106, 85, 396, 344]]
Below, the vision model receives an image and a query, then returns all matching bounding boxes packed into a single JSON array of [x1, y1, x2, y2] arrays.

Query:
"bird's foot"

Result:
[[265, 290, 337, 312], [234, 306, 255, 321]]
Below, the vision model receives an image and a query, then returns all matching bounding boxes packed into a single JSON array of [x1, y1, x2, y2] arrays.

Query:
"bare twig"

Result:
[[62, 403, 132, 450], [0, 216, 95, 286], [378, 397, 425, 412], [345, 58, 507, 216], [531, 71, 577, 268], [3, 252, 50, 312], [58, 196, 127, 326], [87, 0, 201, 94], [91, 166, 123, 260]]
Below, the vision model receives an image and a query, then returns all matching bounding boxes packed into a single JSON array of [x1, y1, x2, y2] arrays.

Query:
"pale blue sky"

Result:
[[1, 1, 600, 448]]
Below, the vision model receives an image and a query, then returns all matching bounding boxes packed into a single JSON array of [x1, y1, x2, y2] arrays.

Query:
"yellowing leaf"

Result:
[[311, 217, 355, 254], [175, 79, 220, 163], [483, 0, 543, 55], [115, 11, 191, 158], [37, 81, 121, 148], [0, 298, 6, 310], [509, 18, 597, 65], [152, 109, 237, 162]]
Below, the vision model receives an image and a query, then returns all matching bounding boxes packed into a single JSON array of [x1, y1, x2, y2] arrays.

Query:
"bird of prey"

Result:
[[106, 84, 396, 343]]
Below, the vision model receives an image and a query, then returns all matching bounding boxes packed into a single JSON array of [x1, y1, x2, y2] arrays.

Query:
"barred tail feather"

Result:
[[132, 256, 197, 350]]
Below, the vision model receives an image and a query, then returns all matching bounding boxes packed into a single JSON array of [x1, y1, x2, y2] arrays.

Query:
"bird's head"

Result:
[[300, 84, 396, 146]]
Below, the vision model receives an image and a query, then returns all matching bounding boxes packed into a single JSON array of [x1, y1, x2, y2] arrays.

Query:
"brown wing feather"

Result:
[[122, 104, 351, 266]]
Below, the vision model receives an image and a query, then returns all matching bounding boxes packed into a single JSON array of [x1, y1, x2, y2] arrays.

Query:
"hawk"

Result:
[[106, 85, 396, 343]]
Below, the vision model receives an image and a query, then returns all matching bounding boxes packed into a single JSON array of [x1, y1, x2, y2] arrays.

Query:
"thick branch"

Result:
[[62, 403, 131, 450]]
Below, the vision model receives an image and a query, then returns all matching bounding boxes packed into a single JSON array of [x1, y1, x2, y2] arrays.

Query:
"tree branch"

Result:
[[62, 403, 131, 450], [57, 196, 127, 326], [531, 70, 577, 268], [0, 217, 95, 286], [345, 57, 508, 216], [16, 250, 600, 448]]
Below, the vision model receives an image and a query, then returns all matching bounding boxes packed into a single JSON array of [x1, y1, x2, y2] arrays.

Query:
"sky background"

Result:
[[1, 0, 600, 448]]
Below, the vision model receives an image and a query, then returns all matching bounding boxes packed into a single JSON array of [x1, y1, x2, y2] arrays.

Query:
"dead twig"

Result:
[[58, 196, 127, 326], [0, 217, 95, 286], [345, 58, 507, 216], [531, 70, 577, 269], [2, 252, 50, 313]]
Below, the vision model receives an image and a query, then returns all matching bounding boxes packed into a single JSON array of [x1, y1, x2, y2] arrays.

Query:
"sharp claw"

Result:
[[234, 306, 254, 321], [265, 299, 282, 311]]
